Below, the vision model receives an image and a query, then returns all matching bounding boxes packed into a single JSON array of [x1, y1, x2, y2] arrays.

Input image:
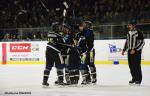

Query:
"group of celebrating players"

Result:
[[42, 21, 97, 87]]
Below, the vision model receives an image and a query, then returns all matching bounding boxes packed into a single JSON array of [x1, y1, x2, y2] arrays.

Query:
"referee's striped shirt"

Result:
[[123, 29, 145, 51]]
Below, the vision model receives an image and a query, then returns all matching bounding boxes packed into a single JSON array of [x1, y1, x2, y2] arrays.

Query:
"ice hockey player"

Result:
[[42, 22, 66, 87], [78, 21, 97, 85], [62, 24, 80, 85]]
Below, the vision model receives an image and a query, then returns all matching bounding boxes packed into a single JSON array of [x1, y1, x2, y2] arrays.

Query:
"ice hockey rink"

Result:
[[0, 64, 150, 96]]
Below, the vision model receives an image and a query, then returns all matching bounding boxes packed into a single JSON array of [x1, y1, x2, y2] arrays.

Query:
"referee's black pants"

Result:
[[128, 50, 142, 83]]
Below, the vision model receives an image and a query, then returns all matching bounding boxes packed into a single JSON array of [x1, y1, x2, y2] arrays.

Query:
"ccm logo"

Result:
[[10, 43, 31, 52]]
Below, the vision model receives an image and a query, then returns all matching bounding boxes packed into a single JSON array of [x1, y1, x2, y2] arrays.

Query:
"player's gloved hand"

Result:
[[90, 51, 94, 63], [81, 52, 86, 64]]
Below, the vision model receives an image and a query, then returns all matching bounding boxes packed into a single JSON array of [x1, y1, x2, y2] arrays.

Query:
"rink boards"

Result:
[[0, 39, 150, 65]]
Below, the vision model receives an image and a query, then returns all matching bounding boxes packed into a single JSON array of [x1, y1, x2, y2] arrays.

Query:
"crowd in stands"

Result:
[[0, 0, 150, 28]]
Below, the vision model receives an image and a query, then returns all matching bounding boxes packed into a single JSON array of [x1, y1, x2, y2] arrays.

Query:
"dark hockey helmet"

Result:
[[128, 19, 137, 25], [51, 22, 60, 32], [84, 21, 92, 28], [63, 24, 71, 30]]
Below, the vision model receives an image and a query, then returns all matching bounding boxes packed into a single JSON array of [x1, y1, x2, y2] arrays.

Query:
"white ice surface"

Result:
[[0, 64, 150, 96]]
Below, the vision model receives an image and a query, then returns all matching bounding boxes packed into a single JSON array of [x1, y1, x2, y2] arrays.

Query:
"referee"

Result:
[[122, 19, 145, 85]]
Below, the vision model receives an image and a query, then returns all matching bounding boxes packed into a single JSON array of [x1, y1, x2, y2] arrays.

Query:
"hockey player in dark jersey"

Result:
[[42, 23, 66, 87], [78, 21, 97, 85], [62, 24, 80, 85]]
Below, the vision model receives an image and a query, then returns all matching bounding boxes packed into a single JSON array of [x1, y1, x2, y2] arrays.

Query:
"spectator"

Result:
[[0, 0, 149, 28]]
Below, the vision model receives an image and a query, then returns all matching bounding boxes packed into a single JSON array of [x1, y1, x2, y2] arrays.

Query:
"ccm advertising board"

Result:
[[94, 39, 150, 65], [0, 43, 2, 64], [0, 40, 150, 65], [0, 42, 47, 64]]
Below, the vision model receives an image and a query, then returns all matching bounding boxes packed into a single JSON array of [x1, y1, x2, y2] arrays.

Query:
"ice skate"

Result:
[[92, 78, 97, 85], [42, 82, 49, 88], [81, 80, 87, 85], [129, 80, 135, 85]]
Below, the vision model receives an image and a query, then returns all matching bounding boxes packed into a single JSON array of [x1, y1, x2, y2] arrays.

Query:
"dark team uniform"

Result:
[[42, 32, 65, 86], [63, 33, 80, 85], [77, 27, 97, 84], [123, 29, 145, 84]]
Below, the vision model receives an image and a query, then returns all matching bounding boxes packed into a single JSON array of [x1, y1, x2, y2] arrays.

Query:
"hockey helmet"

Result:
[[128, 19, 137, 25]]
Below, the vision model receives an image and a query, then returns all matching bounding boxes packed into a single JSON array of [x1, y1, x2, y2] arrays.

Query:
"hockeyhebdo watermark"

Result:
[[4, 91, 31, 95]]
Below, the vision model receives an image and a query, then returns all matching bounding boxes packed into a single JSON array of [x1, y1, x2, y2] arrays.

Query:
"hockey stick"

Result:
[[39, 0, 49, 12], [57, 43, 74, 48], [62, 1, 69, 25], [63, 1, 69, 9]]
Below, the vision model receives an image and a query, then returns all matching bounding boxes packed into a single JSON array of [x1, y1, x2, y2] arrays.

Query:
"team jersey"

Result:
[[76, 28, 94, 53], [47, 31, 65, 51]]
